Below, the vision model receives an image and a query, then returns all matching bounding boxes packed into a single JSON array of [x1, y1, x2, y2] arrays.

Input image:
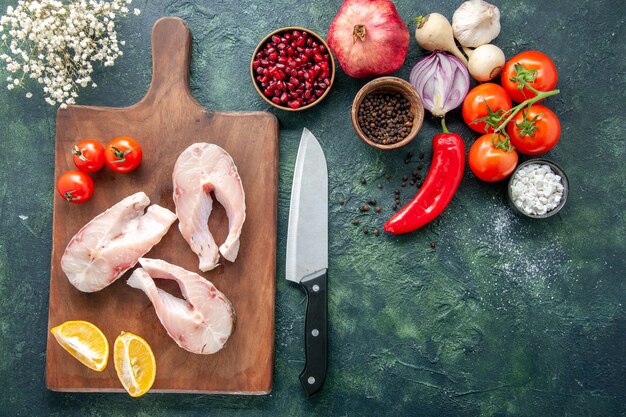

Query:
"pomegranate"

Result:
[[327, 0, 410, 78], [253, 29, 332, 110]]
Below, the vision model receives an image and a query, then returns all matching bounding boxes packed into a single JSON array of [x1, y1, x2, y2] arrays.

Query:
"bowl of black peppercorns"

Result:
[[352, 76, 424, 150]]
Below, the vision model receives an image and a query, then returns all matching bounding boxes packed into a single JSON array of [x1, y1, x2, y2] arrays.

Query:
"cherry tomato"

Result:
[[104, 136, 142, 174], [57, 170, 94, 204], [462, 83, 512, 133], [507, 104, 561, 155], [501, 51, 558, 103], [72, 139, 105, 173], [469, 134, 518, 182]]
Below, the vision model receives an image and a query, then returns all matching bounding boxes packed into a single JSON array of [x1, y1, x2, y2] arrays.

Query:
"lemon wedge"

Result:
[[50, 320, 109, 372], [114, 331, 156, 397]]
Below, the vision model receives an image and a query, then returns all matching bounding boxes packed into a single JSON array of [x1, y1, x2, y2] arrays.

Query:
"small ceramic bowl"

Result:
[[351, 77, 424, 150], [507, 158, 569, 219], [250, 26, 335, 111]]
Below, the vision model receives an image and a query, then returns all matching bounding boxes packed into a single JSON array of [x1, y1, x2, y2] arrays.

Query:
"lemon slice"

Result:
[[50, 320, 109, 372], [114, 331, 156, 397]]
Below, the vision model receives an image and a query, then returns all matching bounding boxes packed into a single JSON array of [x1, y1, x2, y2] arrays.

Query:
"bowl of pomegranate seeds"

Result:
[[251, 27, 335, 111]]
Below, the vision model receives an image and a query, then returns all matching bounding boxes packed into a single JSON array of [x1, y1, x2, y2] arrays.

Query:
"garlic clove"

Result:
[[452, 0, 501, 48]]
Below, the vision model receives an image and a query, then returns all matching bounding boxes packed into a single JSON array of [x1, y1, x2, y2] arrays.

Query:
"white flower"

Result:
[[0, 0, 138, 108], [133, 8, 140, 16]]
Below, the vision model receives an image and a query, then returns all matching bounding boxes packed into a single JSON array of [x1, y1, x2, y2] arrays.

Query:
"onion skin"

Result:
[[327, 0, 410, 78]]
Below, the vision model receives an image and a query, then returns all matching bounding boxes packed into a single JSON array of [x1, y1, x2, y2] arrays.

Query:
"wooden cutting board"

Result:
[[46, 17, 278, 394]]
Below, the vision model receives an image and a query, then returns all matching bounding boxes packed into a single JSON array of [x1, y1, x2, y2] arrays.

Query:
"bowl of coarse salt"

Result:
[[508, 159, 569, 219]]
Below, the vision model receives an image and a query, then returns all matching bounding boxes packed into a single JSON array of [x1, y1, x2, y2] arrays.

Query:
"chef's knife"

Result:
[[286, 128, 328, 396]]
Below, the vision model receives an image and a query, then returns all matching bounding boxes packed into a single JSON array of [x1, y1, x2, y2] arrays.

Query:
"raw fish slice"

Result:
[[61, 192, 177, 292], [127, 258, 235, 354], [172, 143, 245, 271]]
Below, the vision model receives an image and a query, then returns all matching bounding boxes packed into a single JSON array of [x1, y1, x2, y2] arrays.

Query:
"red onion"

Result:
[[409, 52, 470, 117]]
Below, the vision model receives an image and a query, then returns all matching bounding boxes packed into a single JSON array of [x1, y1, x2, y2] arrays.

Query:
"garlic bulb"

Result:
[[452, 0, 501, 48]]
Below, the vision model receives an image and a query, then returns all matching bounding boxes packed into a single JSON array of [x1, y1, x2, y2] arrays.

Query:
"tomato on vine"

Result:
[[104, 136, 142, 174], [57, 170, 94, 204], [72, 139, 105, 173], [462, 83, 512, 133], [507, 104, 561, 155], [469, 134, 518, 182], [501, 51, 558, 103]]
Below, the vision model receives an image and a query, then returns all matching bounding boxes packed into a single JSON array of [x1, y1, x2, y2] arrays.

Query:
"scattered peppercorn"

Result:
[[338, 197, 345, 205], [402, 175, 408, 181], [363, 227, 369, 234], [392, 204, 398, 210], [358, 92, 414, 145], [412, 170, 419, 177], [359, 204, 370, 212], [377, 183, 383, 189], [360, 177, 367, 185], [430, 241, 437, 249], [419, 153, 425, 160], [352, 219, 360, 225], [395, 189, 400, 194], [406, 151, 413, 158], [417, 163, 423, 170], [384, 173, 391, 180], [401, 181, 406, 187], [409, 180, 415, 186], [369, 199, 377, 205], [375, 206, 381, 213], [373, 228, 380, 236]]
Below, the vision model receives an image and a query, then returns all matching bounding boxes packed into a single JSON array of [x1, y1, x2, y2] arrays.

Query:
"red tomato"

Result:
[[507, 104, 561, 155], [469, 134, 518, 182], [104, 136, 143, 174], [72, 139, 105, 173], [462, 83, 512, 133], [501, 51, 558, 103], [57, 170, 94, 204]]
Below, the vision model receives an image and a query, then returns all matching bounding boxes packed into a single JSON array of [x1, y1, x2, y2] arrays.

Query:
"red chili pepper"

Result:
[[384, 120, 465, 234]]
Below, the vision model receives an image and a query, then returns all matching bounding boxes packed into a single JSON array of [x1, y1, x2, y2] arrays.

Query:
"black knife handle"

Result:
[[298, 270, 328, 396]]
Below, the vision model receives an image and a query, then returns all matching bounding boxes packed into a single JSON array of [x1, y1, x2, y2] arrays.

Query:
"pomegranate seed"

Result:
[[275, 63, 286, 70], [308, 96, 316, 104], [318, 82, 327, 89], [272, 97, 281, 104], [308, 69, 317, 79], [253, 60, 261, 69], [277, 43, 286, 50], [313, 53, 324, 63], [256, 52, 264, 59], [292, 30, 301, 38], [256, 76, 263, 82], [272, 35, 281, 43], [305, 48, 313, 57], [296, 46, 304, 54], [302, 31, 308, 39], [287, 47, 295, 56], [291, 41, 298, 48], [266, 42, 272, 49], [269, 52, 278, 61], [278, 57, 288, 64], [288, 100, 301, 109], [274, 89, 281, 96], [319, 45, 326, 53], [315, 89, 324, 97], [312, 41, 318, 48], [306, 37, 313, 46], [297, 70, 304, 78], [285, 33, 292, 41], [276, 80, 284, 90], [305, 81, 313, 90], [267, 47, 276, 54], [290, 77, 300, 86], [280, 92, 289, 103], [303, 72, 310, 80], [324, 78, 330, 85], [297, 37, 305, 47], [275, 71, 285, 81], [263, 88, 272, 96], [304, 90, 312, 99]]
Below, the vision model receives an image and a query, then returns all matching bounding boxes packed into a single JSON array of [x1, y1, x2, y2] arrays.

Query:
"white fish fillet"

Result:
[[127, 258, 235, 354], [61, 192, 177, 293], [172, 143, 246, 271]]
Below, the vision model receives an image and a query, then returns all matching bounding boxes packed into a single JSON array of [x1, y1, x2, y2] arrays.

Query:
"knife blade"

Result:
[[286, 128, 328, 396]]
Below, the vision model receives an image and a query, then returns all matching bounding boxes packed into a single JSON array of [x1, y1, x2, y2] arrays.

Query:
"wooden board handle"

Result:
[[145, 17, 193, 101]]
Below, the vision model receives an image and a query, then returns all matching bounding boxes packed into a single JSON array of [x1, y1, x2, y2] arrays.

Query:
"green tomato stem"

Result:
[[494, 89, 560, 134]]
